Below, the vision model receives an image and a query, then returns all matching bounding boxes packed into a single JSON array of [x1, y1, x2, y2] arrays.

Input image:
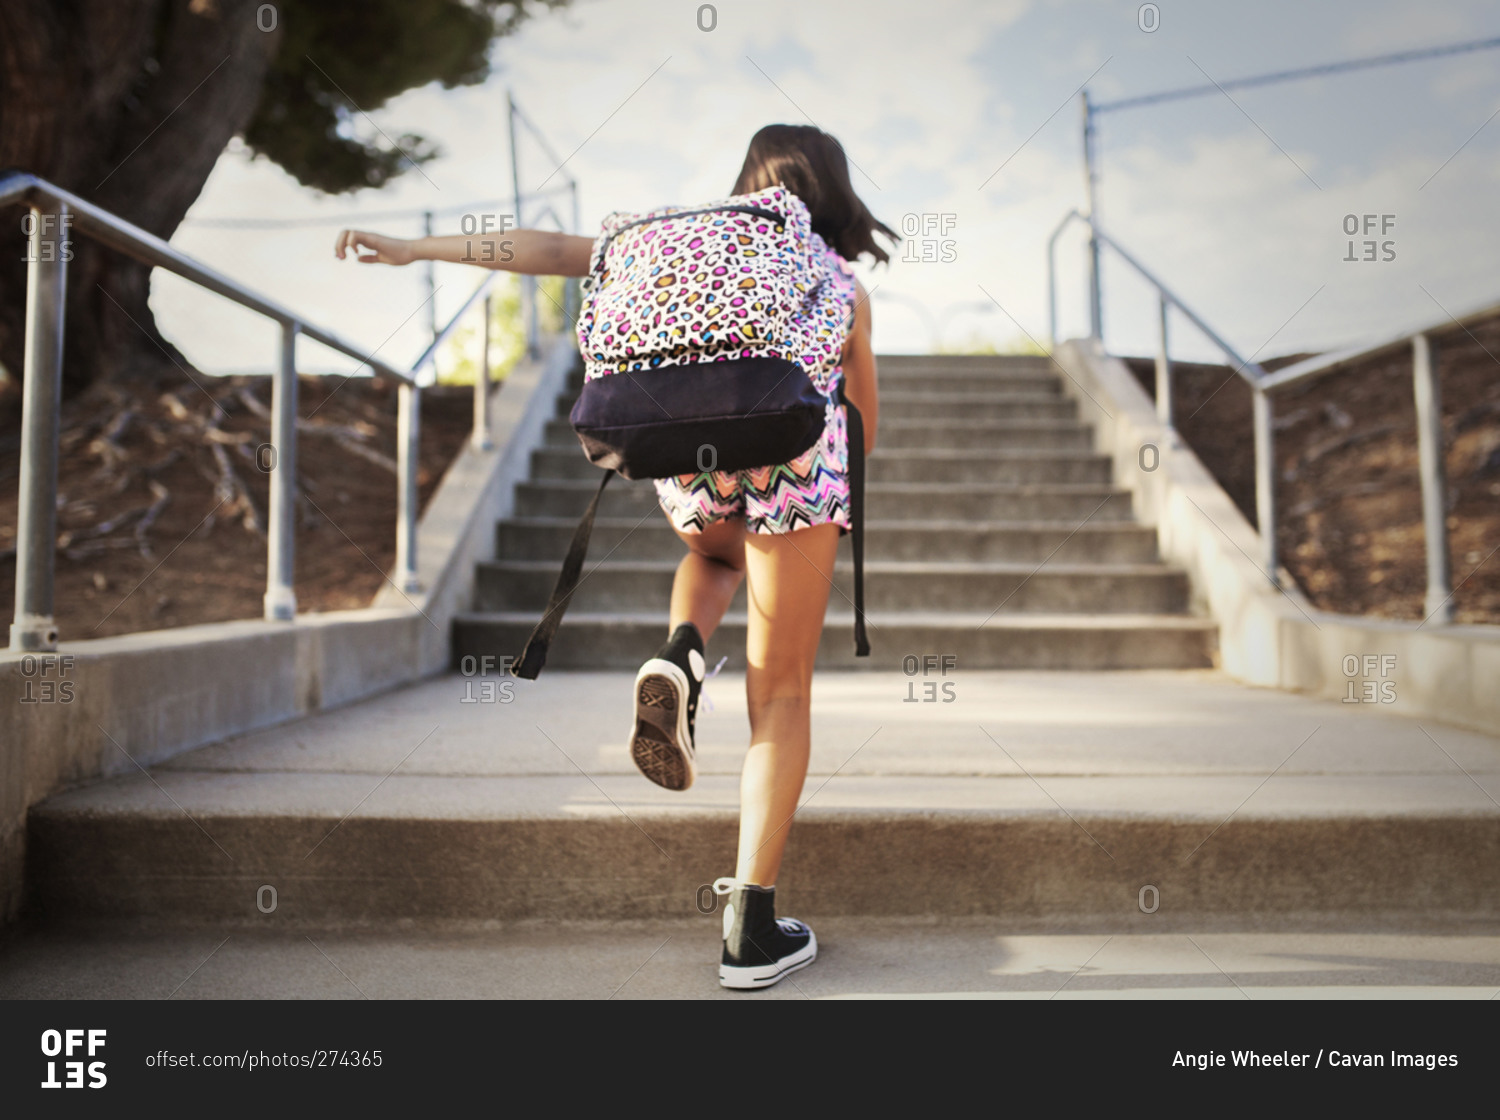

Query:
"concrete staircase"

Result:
[[453, 355, 1217, 671], [22, 354, 1500, 948]]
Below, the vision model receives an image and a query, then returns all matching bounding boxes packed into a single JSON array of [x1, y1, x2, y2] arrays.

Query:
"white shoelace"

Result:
[[698, 655, 729, 713]]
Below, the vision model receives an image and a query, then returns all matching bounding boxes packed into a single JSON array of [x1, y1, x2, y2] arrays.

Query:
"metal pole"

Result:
[[423, 210, 437, 347], [508, 90, 538, 358], [565, 181, 582, 327], [395, 381, 421, 593], [1154, 294, 1173, 429], [263, 322, 298, 621], [1047, 238, 1057, 351], [1252, 385, 1278, 585], [472, 293, 493, 451], [1081, 91, 1102, 340], [9, 203, 68, 652], [1412, 333, 1453, 623]]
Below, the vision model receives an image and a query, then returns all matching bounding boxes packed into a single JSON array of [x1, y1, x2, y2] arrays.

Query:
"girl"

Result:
[[335, 124, 894, 989]]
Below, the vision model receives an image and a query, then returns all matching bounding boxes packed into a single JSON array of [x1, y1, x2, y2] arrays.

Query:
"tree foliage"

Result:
[[0, 0, 568, 393], [244, 0, 567, 194]]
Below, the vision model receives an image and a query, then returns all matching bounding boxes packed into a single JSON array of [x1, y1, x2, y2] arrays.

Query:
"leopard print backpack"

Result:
[[514, 185, 869, 678]]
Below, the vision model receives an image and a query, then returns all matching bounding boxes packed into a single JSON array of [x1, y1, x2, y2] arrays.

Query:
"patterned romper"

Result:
[[652, 246, 860, 537]]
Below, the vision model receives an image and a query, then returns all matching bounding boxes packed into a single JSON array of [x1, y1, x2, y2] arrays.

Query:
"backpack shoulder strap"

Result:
[[513, 469, 614, 679], [838, 383, 871, 657]]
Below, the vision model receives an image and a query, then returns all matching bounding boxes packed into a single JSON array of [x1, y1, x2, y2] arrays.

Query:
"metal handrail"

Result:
[[1047, 209, 1265, 379], [1048, 209, 1278, 584], [0, 169, 561, 650], [0, 173, 411, 384], [1048, 207, 1474, 622], [1257, 297, 1500, 394]]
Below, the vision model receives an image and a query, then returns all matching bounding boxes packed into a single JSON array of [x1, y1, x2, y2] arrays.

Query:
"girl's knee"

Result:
[[745, 669, 814, 718]]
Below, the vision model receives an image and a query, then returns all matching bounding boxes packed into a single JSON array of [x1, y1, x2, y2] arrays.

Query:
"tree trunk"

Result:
[[0, 0, 278, 395]]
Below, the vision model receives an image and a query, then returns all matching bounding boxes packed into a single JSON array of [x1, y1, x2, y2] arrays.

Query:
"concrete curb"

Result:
[[1053, 339, 1500, 736]]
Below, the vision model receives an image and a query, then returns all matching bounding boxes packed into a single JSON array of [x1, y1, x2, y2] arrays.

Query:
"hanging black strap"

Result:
[[513, 469, 613, 679], [839, 384, 871, 657]]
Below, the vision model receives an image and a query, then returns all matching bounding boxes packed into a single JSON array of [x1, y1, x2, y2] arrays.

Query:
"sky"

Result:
[[157, 0, 1500, 374]]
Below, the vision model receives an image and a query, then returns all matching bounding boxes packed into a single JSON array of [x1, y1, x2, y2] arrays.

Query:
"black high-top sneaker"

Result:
[[628, 622, 705, 791], [714, 878, 817, 990]]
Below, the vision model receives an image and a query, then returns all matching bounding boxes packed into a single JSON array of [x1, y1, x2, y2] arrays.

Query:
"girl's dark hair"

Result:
[[732, 124, 897, 265]]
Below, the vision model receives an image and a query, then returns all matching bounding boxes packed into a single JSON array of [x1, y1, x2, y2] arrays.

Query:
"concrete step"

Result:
[[31, 779, 1492, 925], [877, 419, 1094, 452], [495, 518, 1163, 565], [512, 479, 1134, 522], [473, 560, 1190, 615], [555, 390, 1079, 422], [875, 354, 1057, 374], [452, 611, 1217, 670], [27, 670, 1500, 928], [528, 447, 1113, 486], [874, 372, 1062, 395], [876, 391, 1080, 422], [542, 416, 1096, 452]]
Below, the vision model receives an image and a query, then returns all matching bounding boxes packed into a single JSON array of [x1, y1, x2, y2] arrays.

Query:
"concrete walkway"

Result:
[[10, 668, 1500, 996], [5, 921, 1499, 1000]]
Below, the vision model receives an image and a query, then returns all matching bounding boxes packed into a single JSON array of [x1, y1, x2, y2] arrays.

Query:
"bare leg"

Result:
[[735, 523, 840, 886], [669, 516, 746, 643]]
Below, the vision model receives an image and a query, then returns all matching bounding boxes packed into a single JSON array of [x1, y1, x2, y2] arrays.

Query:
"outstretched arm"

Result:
[[334, 227, 595, 277]]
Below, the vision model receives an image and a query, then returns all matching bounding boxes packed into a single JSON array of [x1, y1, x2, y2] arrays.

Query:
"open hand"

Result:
[[334, 228, 414, 266]]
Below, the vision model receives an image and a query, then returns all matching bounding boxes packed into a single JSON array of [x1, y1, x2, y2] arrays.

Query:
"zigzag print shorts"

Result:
[[654, 398, 851, 536]]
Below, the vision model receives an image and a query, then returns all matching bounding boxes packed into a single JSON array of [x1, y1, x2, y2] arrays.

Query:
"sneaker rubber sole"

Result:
[[719, 932, 818, 990], [629, 658, 696, 791]]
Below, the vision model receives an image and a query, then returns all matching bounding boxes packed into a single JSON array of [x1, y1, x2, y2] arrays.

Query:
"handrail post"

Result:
[[1086, 237, 1102, 341], [263, 322, 298, 621], [1412, 333, 1453, 623], [1252, 384, 1278, 585], [563, 276, 581, 330], [507, 90, 539, 359], [9, 202, 68, 652], [1154, 294, 1173, 429], [396, 380, 421, 593], [423, 210, 438, 347], [1080, 92, 1102, 340], [1047, 238, 1058, 351], [472, 293, 493, 451]]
